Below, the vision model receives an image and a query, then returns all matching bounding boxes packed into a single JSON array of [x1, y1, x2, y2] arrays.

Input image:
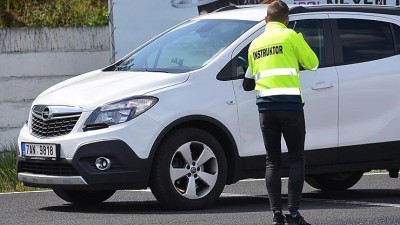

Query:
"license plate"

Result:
[[21, 142, 59, 161]]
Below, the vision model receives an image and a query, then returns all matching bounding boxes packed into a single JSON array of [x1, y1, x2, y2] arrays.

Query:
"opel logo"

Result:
[[42, 107, 51, 120]]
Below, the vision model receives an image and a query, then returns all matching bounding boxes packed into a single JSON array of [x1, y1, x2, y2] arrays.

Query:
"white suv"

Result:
[[17, 4, 400, 210]]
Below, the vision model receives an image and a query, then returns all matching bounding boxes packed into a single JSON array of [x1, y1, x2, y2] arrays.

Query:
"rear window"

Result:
[[337, 19, 395, 65]]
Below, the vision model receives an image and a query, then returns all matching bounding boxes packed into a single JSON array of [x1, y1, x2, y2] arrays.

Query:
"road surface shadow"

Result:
[[40, 195, 268, 214], [39, 188, 400, 215], [303, 188, 400, 204]]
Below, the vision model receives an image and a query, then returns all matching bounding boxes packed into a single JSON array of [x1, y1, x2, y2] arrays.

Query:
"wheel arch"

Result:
[[149, 115, 242, 185]]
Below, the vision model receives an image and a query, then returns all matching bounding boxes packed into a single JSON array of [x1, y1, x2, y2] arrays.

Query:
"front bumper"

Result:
[[17, 112, 164, 190], [18, 173, 87, 185], [17, 140, 151, 190]]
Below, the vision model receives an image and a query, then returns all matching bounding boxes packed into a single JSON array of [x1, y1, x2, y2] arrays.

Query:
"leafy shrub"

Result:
[[0, 0, 108, 27]]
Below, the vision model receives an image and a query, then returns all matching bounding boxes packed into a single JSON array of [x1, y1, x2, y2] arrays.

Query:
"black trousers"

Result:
[[259, 111, 306, 212]]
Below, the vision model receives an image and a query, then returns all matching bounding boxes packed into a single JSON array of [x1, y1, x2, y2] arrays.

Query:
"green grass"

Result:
[[0, 143, 41, 192]]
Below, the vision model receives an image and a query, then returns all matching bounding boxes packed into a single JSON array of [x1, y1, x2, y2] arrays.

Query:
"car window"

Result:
[[337, 19, 395, 65], [393, 24, 400, 53], [106, 19, 256, 73], [216, 43, 251, 81], [225, 19, 325, 80], [288, 19, 325, 67], [233, 44, 250, 79]]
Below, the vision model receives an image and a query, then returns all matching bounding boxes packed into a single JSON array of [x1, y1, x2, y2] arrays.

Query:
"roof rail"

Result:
[[289, 4, 400, 16], [214, 5, 239, 12], [289, 6, 306, 14], [213, 4, 266, 13]]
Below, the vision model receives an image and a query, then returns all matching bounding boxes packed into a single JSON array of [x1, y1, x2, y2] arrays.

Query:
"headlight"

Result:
[[83, 96, 158, 131]]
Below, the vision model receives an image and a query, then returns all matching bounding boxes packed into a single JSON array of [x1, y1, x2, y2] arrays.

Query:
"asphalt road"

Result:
[[1, 173, 399, 225]]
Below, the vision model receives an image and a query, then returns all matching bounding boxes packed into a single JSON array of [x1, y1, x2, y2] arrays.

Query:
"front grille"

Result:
[[20, 161, 79, 176], [30, 105, 82, 138], [31, 115, 80, 138]]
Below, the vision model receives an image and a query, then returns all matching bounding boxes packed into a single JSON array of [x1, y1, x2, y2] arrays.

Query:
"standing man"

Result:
[[243, 1, 319, 224]]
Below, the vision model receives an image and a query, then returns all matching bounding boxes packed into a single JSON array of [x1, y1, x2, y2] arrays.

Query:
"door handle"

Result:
[[226, 100, 236, 105], [312, 82, 333, 90]]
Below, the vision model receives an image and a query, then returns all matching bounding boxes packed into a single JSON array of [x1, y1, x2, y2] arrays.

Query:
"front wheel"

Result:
[[52, 189, 116, 204], [305, 172, 364, 191], [150, 128, 227, 210]]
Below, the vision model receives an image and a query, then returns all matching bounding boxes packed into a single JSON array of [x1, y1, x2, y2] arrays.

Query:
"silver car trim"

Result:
[[32, 105, 83, 121], [18, 173, 88, 185]]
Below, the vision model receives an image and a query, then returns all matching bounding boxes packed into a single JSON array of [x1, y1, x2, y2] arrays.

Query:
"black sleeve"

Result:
[[242, 78, 255, 91]]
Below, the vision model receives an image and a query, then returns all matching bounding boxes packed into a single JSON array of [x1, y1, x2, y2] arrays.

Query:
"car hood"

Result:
[[34, 70, 189, 111]]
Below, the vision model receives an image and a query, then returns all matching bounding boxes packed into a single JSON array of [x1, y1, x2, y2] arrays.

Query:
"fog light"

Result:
[[95, 157, 111, 171]]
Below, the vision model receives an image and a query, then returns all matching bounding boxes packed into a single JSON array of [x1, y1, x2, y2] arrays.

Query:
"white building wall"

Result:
[[0, 26, 110, 144]]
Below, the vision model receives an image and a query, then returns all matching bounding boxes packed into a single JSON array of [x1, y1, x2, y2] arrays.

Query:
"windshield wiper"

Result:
[[135, 69, 170, 73]]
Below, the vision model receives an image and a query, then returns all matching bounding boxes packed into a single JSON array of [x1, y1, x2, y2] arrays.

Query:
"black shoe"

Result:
[[284, 212, 311, 225], [273, 212, 285, 225]]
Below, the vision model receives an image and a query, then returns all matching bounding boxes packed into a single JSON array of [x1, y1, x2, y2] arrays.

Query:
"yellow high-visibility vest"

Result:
[[247, 22, 319, 103]]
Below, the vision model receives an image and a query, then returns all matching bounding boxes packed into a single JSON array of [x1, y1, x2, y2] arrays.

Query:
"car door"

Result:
[[288, 15, 339, 165], [232, 14, 339, 168], [329, 14, 400, 163]]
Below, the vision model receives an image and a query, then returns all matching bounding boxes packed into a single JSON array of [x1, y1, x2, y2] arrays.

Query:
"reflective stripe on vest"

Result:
[[255, 67, 301, 96], [257, 88, 301, 97], [254, 68, 298, 81]]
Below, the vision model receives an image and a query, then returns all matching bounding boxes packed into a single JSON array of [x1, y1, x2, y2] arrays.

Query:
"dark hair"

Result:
[[266, 0, 289, 23]]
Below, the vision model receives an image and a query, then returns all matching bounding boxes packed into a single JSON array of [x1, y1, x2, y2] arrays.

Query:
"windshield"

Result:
[[106, 19, 256, 73]]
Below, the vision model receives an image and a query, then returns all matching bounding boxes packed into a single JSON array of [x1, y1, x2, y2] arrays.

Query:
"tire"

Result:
[[150, 128, 227, 210], [52, 189, 116, 204], [305, 172, 364, 191]]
